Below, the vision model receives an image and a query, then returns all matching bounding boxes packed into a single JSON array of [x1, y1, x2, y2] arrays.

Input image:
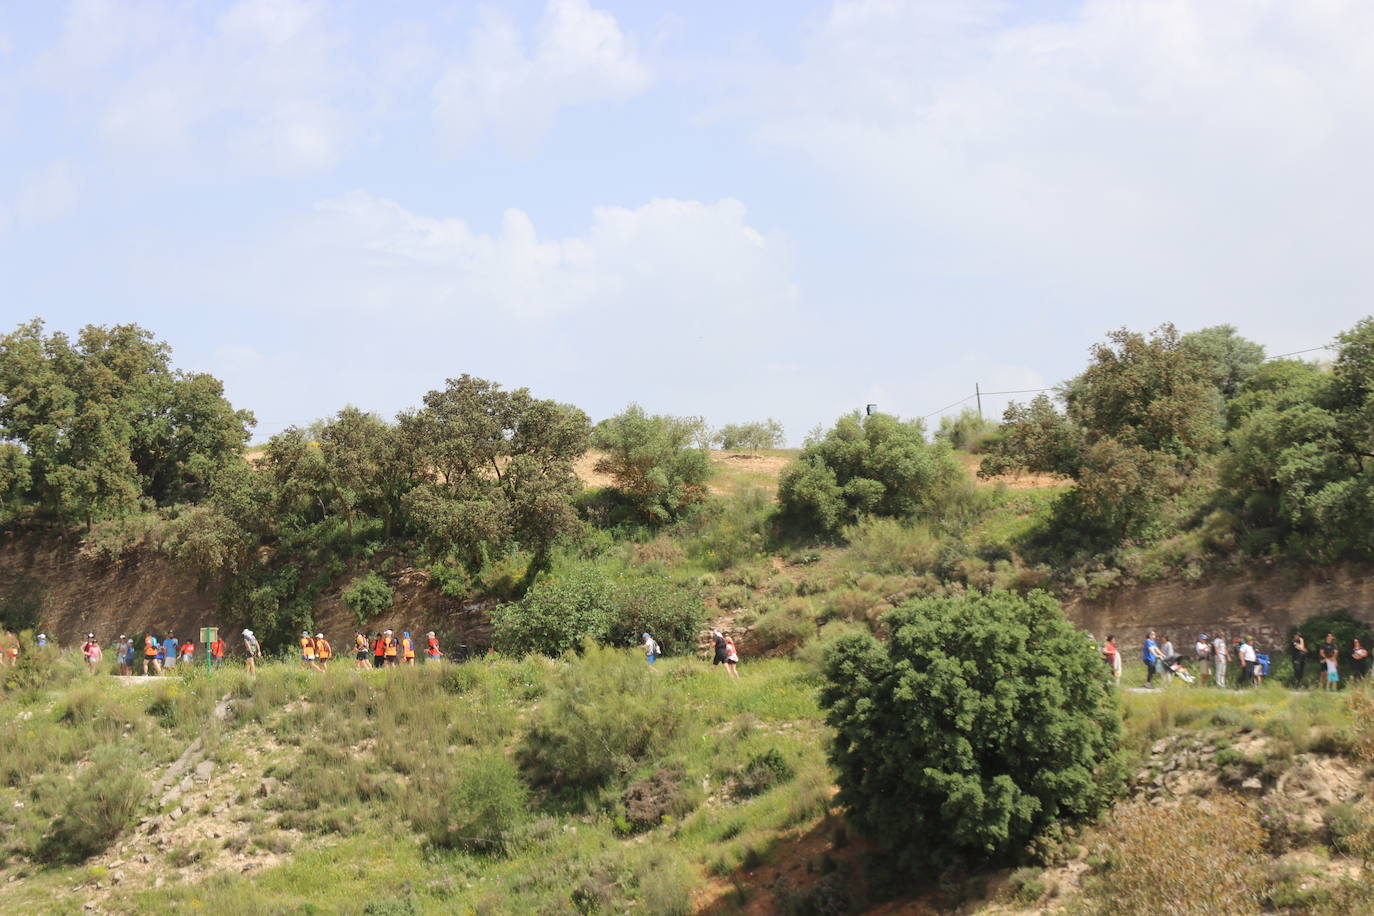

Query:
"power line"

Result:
[[1266, 345, 1333, 361], [920, 394, 975, 421], [979, 386, 1055, 396]]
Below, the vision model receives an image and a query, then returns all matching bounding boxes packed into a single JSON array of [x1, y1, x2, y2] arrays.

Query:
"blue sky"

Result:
[[3, 0, 1373, 442]]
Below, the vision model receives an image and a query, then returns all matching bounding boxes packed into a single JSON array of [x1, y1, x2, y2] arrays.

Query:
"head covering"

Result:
[[118, 635, 126, 639], [302, 630, 310, 636], [642, 633, 651, 639], [315, 633, 324, 638], [427, 631, 435, 637], [1199, 634, 1208, 640], [242, 629, 253, 636], [86, 633, 95, 638], [403, 631, 410, 638], [384, 629, 392, 634]]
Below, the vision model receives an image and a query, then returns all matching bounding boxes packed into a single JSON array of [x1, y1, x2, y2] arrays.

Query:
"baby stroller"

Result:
[[1158, 655, 1196, 684]]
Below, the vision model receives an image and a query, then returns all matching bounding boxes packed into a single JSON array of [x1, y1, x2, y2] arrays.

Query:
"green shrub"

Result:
[[517, 644, 694, 797], [776, 411, 973, 538], [409, 749, 527, 855], [342, 571, 394, 625], [735, 748, 795, 798], [749, 605, 813, 657], [491, 568, 612, 657], [820, 590, 1124, 871], [1007, 867, 1047, 905], [33, 745, 147, 863], [842, 517, 942, 574], [492, 567, 706, 657], [717, 585, 751, 611]]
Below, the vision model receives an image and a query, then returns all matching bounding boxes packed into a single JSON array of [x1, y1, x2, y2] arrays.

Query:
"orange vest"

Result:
[[145, 635, 158, 657], [300, 636, 315, 658], [384, 637, 398, 658], [355, 635, 367, 652], [426, 637, 440, 656], [401, 637, 414, 659], [373, 637, 385, 657], [181, 642, 194, 657], [316, 639, 331, 659], [211, 640, 224, 658]]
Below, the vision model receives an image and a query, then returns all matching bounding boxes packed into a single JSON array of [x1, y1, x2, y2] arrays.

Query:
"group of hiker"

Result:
[[1099, 629, 1371, 690]]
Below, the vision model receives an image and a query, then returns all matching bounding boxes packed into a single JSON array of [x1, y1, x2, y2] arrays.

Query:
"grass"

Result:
[[0, 651, 831, 914]]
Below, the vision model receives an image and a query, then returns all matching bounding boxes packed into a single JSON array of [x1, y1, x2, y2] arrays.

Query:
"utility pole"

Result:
[[975, 384, 982, 421]]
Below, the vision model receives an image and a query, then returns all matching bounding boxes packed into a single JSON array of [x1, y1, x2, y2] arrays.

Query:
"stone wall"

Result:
[[1065, 563, 1374, 658]]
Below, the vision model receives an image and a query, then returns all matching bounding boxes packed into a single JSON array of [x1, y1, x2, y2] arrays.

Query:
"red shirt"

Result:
[[210, 640, 224, 658]]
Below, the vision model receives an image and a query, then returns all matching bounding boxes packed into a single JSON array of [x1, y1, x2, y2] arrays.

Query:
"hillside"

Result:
[[4, 645, 1374, 915]]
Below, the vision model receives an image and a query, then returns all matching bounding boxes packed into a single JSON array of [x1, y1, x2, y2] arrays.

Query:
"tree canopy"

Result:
[[0, 319, 254, 527], [820, 590, 1124, 871]]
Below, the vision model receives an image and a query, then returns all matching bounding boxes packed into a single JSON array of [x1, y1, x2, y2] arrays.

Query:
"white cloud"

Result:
[[433, 0, 651, 150], [225, 191, 793, 325], [750, 0, 1374, 341], [11, 161, 80, 228], [36, 0, 347, 174]]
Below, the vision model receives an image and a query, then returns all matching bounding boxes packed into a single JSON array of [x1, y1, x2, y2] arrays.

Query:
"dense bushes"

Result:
[[820, 590, 1124, 871], [342, 571, 395, 625], [26, 745, 147, 863], [592, 404, 713, 524], [517, 644, 695, 796], [409, 749, 528, 854], [491, 567, 705, 657], [777, 411, 972, 538]]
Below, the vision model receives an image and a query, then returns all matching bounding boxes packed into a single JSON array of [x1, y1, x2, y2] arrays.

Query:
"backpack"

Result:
[[649, 639, 661, 656]]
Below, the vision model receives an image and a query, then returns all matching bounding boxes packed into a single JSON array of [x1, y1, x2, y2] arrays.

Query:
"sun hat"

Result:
[[315, 633, 324, 639], [86, 633, 95, 638], [242, 629, 253, 636], [642, 633, 651, 639]]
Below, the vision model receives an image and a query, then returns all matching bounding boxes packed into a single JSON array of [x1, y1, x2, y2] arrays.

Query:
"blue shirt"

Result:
[[1142, 638, 1157, 663], [163, 638, 179, 658]]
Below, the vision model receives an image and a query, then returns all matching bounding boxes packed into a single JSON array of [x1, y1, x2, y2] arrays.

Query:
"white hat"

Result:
[[86, 633, 95, 638], [315, 633, 324, 639], [37, 633, 46, 639], [384, 629, 393, 634], [242, 629, 253, 636], [427, 631, 435, 637]]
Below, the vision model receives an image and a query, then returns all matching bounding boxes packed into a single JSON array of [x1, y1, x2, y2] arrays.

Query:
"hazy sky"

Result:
[[3, 0, 1372, 442]]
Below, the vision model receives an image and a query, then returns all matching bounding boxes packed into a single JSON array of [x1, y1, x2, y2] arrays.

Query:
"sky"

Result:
[[2, 0, 1373, 443]]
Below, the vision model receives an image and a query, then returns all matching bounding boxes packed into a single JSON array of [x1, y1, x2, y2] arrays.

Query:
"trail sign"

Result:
[[201, 627, 217, 671]]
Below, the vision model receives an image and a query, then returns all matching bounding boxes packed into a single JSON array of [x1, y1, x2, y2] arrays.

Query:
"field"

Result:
[[5, 640, 1374, 915]]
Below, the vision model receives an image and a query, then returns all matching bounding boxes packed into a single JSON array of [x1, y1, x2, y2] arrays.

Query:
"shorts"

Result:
[[356, 651, 367, 660], [373, 656, 384, 668], [301, 655, 314, 662], [1329, 670, 1340, 682], [647, 654, 657, 664]]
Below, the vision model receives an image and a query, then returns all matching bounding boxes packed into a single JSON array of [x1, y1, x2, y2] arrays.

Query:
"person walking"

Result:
[[383, 630, 399, 667], [242, 629, 261, 675], [1212, 631, 1229, 688], [723, 634, 740, 679], [711, 629, 727, 670], [143, 632, 160, 675], [1160, 635, 1176, 683], [354, 632, 369, 669], [1142, 630, 1163, 687], [162, 632, 179, 673], [1194, 634, 1212, 685], [400, 632, 416, 666], [81, 633, 102, 674], [116, 636, 132, 675], [180, 639, 195, 669], [424, 632, 442, 663], [1102, 635, 1122, 684], [210, 633, 225, 670], [36, 633, 48, 648], [642, 632, 661, 666], [299, 630, 317, 671], [372, 632, 386, 669], [1320, 633, 1339, 690], [315, 633, 331, 671], [1290, 631, 1308, 687]]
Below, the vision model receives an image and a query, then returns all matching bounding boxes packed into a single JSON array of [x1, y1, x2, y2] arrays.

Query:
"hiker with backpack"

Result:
[[642, 632, 661, 666]]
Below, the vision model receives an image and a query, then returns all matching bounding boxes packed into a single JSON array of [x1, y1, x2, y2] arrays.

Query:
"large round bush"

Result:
[[820, 590, 1123, 870]]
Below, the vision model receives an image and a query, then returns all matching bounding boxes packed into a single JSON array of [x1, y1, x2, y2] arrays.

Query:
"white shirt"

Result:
[[1240, 643, 1257, 664], [1213, 637, 1227, 659]]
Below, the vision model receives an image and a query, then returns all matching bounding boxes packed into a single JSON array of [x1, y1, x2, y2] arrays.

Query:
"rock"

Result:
[[83, 903, 95, 911], [161, 789, 182, 810], [166, 808, 180, 824], [154, 876, 164, 889], [1152, 739, 1169, 755], [179, 775, 194, 793], [194, 761, 215, 783], [112, 870, 125, 885], [139, 854, 150, 865], [256, 777, 279, 798], [1241, 777, 1264, 793]]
